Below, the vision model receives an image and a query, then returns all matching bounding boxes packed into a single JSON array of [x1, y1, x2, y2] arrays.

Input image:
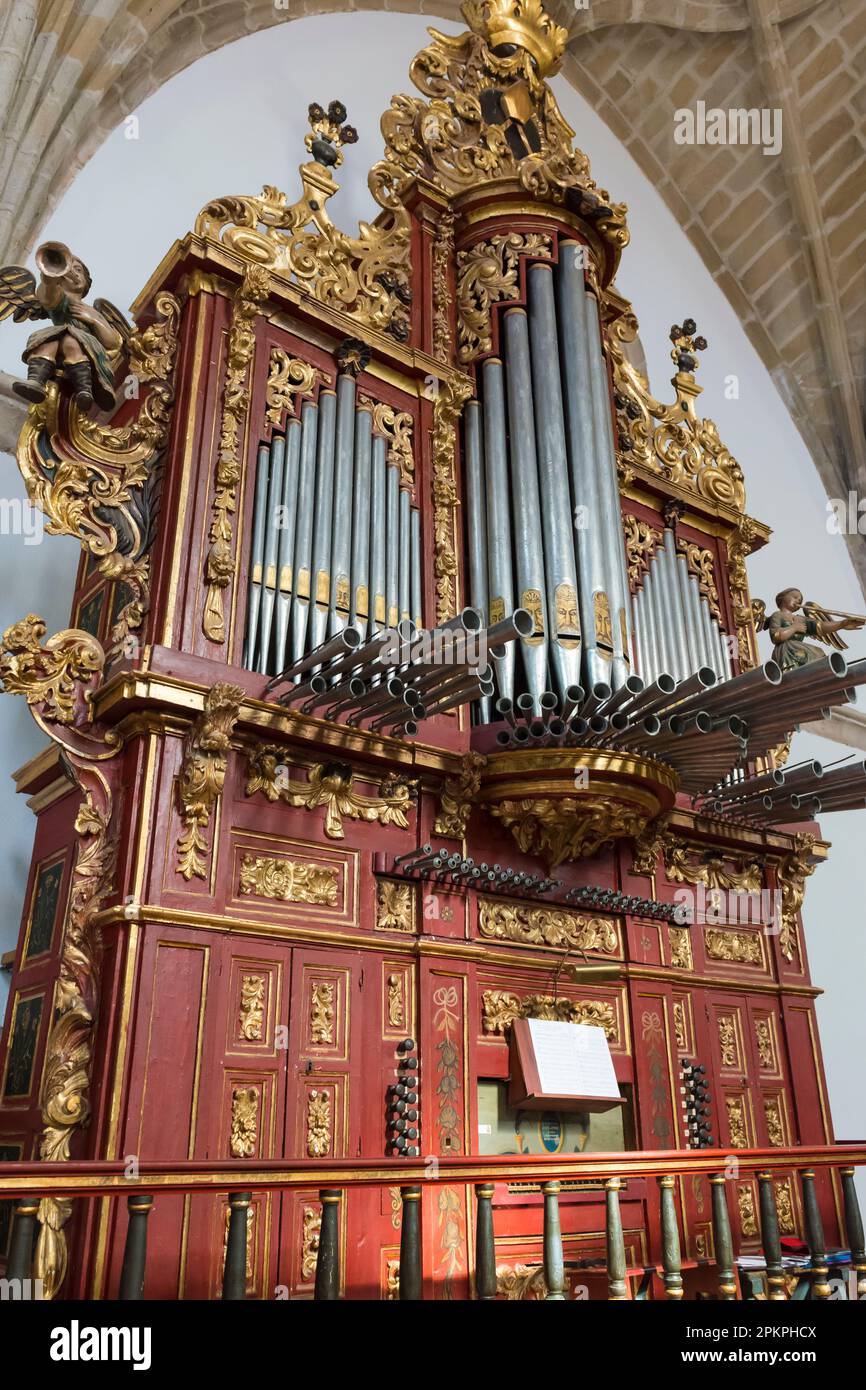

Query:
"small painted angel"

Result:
[[754, 587, 865, 671], [0, 242, 130, 411]]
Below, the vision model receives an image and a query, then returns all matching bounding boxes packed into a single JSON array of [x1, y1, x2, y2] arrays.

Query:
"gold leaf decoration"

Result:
[[456, 232, 552, 362], [676, 539, 721, 619], [306, 1088, 331, 1158], [376, 879, 416, 934], [244, 748, 415, 840], [726, 1095, 749, 1148], [738, 1185, 758, 1237], [704, 929, 762, 965], [309, 982, 335, 1046], [0, 615, 104, 728], [265, 349, 327, 426], [176, 682, 244, 880], [490, 794, 651, 870], [230, 1085, 259, 1158], [623, 514, 663, 589], [239, 853, 338, 906], [481, 989, 617, 1041], [477, 898, 619, 953], [668, 926, 693, 970], [776, 833, 818, 965], [301, 1207, 321, 1281], [432, 376, 473, 624], [433, 751, 486, 839], [370, 402, 415, 491], [238, 974, 266, 1042]]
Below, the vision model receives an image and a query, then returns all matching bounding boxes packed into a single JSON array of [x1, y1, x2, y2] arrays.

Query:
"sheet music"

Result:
[[527, 1019, 620, 1099]]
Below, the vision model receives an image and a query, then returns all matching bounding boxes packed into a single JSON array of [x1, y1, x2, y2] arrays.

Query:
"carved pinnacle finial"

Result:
[[305, 100, 359, 169], [461, 0, 568, 78], [669, 318, 707, 375]]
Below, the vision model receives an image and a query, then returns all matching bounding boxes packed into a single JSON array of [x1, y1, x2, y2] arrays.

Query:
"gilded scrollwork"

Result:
[[432, 375, 473, 624], [432, 208, 455, 364], [764, 1097, 785, 1147], [370, 401, 415, 490], [775, 833, 817, 965], [727, 516, 762, 671], [433, 750, 486, 839], [705, 929, 762, 965], [310, 982, 335, 1046], [481, 989, 617, 1041], [456, 232, 552, 362], [302, 1207, 321, 1281], [388, 974, 405, 1030], [490, 794, 651, 870], [668, 926, 693, 971], [738, 1185, 758, 1237], [239, 853, 338, 906], [265, 349, 327, 427], [203, 265, 270, 643], [663, 843, 762, 909], [176, 683, 244, 880], [0, 615, 104, 730], [726, 1095, 749, 1149], [306, 1088, 332, 1158], [376, 879, 416, 934], [238, 974, 266, 1042], [244, 747, 415, 839], [230, 1085, 260, 1158], [478, 898, 619, 953], [14, 290, 180, 649], [623, 514, 662, 590], [676, 539, 721, 619]]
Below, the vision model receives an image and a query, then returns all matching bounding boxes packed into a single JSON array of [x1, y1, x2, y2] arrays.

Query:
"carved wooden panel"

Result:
[[721, 1089, 754, 1149], [298, 963, 350, 1060], [295, 1075, 346, 1160], [224, 957, 283, 1056], [227, 831, 358, 928], [382, 961, 414, 1040]]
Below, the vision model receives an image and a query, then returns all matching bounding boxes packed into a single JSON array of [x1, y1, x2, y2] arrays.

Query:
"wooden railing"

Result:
[[1, 1144, 864, 1300]]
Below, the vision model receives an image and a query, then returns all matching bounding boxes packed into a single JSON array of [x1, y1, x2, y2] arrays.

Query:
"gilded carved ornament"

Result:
[[244, 747, 415, 839], [310, 982, 336, 1046], [307, 1088, 332, 1157], [432, 208, 455, 364], [0, 614, 105, 735], [239, 853, 338, 906], [726, 1095, 749, 1149], [738, 1185, 758, 1238], [477, 897, 619, 953], [230, 1085, 259, 1158], [668, 926, 693, 971], [705, 929, 762, 965], [630, 814, 671, 876], [623, 514, 662, 590], [490, 794, 651, 871], [481, 989, 617, 1041], [176, 683, 244, 881], [14, 290, 180, 649], [456, 232, 552, 362], [726, 517, 762, 672], [203, 265, 270, 644], [433, 750, 486, 838], [265, 349, 329, 427], [238, 974, 266, 1042], [364, 399, 415, 491], [302, 1207, 321, 1281], [388, 974, 406, 1029], [676, 539, 721, 620], [663, 842, 762, 909], [376, 879, 416, 934], [775, 834, 818, 965], [431, 375, 473, 624], [610, 313, 746, 513]]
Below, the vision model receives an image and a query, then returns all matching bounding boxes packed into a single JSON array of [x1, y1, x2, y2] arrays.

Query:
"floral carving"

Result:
[[433, 751, 486, 838], [481, 989, 617, 1041], [376, 879, 416, 934], [456, 232, 551, 361], [239, 854, 338, 905], [244, 748, 415, 840], [176, 682, 244, 880], [478, 898, 619, 953]]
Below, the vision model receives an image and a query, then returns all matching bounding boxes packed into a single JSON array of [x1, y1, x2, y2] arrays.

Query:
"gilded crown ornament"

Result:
[[461, 0, 569, 77]]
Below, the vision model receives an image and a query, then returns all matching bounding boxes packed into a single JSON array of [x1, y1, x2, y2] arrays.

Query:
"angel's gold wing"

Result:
[[804, 600, 849, 651], [93, 297, 133, 345], [0, 265, 47, 323]]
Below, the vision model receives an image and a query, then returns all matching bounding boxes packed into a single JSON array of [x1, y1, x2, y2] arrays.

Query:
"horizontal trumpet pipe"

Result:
[[561, 685, 585, 723], [394, 843, 433, 867], [266, 627, 361, 691], [667, 660, 782, 720], [596, 675, 644, 718], [579, 682, 612, 719], [279, 673, 327, 705], [618, 674, 677, 720], [648, 667, 718, 718]]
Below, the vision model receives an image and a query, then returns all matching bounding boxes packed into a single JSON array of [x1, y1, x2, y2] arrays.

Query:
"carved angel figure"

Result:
[[758, 587, 865, 671], [0, 242, 130, 410]]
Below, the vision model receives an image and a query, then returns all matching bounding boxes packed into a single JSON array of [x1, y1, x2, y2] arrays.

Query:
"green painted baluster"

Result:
[[399, 1185, 423, 1300], [840, 1166, 866, 1299], [657, 1176, 683, 1300], [757, 1171, 787, 1300], [474, 1182, 497, 1300], [542, 1181, 566, 1300], [709, 1176, 736, 1300], [222, 1191, 252, 1301], [314, 1188, 342, 1301], [6, 1197, 37, 1285], [605, 1177, 628, 1300], [800, 1169, 832, 1299], [119, 1194, 153, 1301]]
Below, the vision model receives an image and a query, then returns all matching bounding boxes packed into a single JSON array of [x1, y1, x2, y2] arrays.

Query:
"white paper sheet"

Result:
[[527, 1018, 620, 1099]]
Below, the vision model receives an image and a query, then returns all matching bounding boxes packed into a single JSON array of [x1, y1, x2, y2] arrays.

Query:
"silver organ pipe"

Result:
[[482, 358, 517, 702], [349, 405, 372, 639], [526, 264, 581, 696], [243, 385, 424, 682], [289, 398, 320, 664], [633, 532, 732, 686], [504, 307, 548, 710], [464, 399, 492, 722]]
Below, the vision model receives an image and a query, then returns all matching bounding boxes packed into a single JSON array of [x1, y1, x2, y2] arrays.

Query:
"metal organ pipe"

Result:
[[527, 263, 582, 696], [255, 431, 285, 673], [309, 388, 338, 656], [386, 454, 400, 630], [273, 419, 302, 672], [504, 307, 549, 710], [329, 373, 357, 640], [243, 442, 270, 670], [556, 242, 613, 691], [399, 486, 411, 625], [289, 398, 321, 665], [369, 435, 387, 632], [349, 405, 372, 640], [482, 358, 517, 703]]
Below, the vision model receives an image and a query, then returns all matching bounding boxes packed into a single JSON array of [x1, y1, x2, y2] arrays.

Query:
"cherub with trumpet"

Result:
[[752, 587, 866, 671], [0, 241, 130, 411]]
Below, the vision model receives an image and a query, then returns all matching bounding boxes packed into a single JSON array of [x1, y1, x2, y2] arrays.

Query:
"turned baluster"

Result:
[[840, 1166, 866, 1298], [399, 1185, 423, 1300], [757, 1171, 786, 1300], [6, 1197, 37, 1284], [119, 1194, 153, 1301], [799, 1169, 832, 1299], [709, 1176, 736, 1300], [605, 1177, 628, 1300], [657, 1176, 683, 1299], [541, 1180, 566, 1300], [314, 1188, 342, 1301], [222, 1191, 252, 1301], [474, 1182, 496, 1301]]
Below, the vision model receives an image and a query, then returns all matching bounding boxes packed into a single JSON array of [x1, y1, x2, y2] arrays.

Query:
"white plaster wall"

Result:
[[0, 13, 862, 1157]]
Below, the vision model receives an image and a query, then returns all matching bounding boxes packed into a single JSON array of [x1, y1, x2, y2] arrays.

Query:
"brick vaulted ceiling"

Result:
[[0, 0, 864, 587]]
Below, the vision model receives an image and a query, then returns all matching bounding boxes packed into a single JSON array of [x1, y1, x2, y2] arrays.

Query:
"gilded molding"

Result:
[[238, 974, 266, 1042], [432, 375, 472, 624], [306, 1088, 332, 1157], [203, 265, 270, 643], [230, 1085, 259, 1158], [244, 746, 415, 839], [239, 853, 338, 906], [456, 232, 552, 362], [481, 989, 617, 1041], [433, 750, 486, 839], [776, 833, 817, 964], [623, 514, 662, 589], [176, 682, 244, 880], [477, 897, 619, 954], [265, 349, 327, 427], [15, 291, 180, 648], [376, 879, 416, 934]]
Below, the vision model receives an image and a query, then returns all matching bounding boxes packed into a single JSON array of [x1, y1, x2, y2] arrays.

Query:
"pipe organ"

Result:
[[0, 0, 856, 1303]]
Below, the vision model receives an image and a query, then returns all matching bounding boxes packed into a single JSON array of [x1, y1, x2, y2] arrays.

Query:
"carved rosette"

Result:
[[176, 683, 244, 880], [203, 265, 270, 643], [15, 291, 180, 649]]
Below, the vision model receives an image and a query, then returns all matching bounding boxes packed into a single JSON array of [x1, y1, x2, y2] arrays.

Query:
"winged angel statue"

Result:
[[0, 241, 130, 411], [752, 587, 865, 671]]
